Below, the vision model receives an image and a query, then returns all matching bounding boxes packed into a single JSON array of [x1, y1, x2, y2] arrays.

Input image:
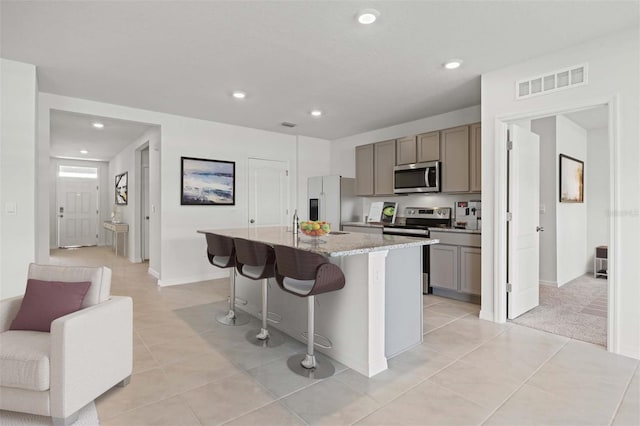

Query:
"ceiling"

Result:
[[563, 105, 609, 131], [50, 110, 154, 161], [2, 1, 638, 140]]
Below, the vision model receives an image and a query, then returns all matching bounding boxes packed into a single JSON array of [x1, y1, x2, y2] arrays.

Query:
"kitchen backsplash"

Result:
[[357, 193, 482, 221]]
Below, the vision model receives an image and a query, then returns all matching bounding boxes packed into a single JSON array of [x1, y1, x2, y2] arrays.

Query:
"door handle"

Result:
[[250, 219, 255, 224], [536, 226, 544, 232], [145, 216, 150, 220], [59, 215, 64, 218]]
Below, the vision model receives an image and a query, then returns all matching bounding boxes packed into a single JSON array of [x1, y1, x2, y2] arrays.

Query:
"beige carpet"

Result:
[[511, 274, 607, 347]]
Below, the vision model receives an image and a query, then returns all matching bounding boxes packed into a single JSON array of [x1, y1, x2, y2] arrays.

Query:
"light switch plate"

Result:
[[5, 202, 17, 215]]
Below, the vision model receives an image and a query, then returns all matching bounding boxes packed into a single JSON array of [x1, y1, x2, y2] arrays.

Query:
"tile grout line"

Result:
[[349, 324, 509, 425], [607, 361, 639, 426], [478, 338, 570, 425]]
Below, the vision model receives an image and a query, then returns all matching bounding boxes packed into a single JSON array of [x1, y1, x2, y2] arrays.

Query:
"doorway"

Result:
[[247, 158, 289, 228], [56, 165, 99, 248], [140, 146, 150, 261], [497, 102, 615, 349]]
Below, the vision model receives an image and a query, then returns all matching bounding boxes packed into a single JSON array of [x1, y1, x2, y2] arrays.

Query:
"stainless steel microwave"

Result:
[[393, 161, 440, 193]]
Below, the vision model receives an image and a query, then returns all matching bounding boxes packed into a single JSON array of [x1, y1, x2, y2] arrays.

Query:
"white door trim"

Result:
[[492, 94, 619, 353]]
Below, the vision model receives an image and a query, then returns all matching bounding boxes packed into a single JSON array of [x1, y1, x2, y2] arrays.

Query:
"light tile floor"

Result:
[[50, 247, 639, 426]]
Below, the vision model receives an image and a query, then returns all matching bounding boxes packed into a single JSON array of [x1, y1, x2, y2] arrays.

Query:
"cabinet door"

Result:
[[441, 126, 470, 192], [430, 244, 458, 291], [460, 247, 481, 295], [470, 123, 481, 192], [355, 144, 374, 196], [374, 140, 396, 195], [417, 131, 440, 162], [396, 136, 417, 165]]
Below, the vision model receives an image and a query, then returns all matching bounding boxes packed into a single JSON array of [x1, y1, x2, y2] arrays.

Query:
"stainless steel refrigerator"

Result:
[[307, 175, 357, 229]]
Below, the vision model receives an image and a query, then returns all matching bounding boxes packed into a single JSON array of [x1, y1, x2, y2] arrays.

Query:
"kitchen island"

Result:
[[197, 226, 438, 377]]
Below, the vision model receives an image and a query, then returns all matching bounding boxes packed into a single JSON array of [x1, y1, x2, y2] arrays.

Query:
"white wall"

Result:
[[49, 158, 110, 248], [108, 126, 160, 266], [481, 28, 639, 358], [330, 105, 481, 177], [586, 127, 609, 272], [531, 117, 558, 285], [556, 115, 588, 286], [37, 93, 330, 287], [0, 59, 37, 299]]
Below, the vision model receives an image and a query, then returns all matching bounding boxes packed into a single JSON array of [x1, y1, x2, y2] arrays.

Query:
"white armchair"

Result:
[[0, 264, 133, 425]]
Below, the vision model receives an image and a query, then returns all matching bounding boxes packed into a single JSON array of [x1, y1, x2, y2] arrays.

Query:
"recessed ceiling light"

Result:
[[232, 91, 246, 99], [80, 150, 88, 154], [92, 122, 104, 129], [444, 59, 463, 70], [310, 110, 323, 117], [356, 9, 380, 25]]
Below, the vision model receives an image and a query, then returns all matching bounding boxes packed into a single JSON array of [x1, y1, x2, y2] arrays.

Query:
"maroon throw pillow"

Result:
[[10, 279, 92, 332]]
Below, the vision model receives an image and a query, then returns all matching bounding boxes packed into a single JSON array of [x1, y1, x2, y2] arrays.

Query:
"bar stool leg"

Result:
[[256, 278, 270, 340], [217, 270, 249, 326], [286, 295, 335, 379], [301, 296, 317, 369]]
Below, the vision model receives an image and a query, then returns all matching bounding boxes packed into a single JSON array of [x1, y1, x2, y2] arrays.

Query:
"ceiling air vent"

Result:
[[516, 63, 587, 100], [281, 122, 297, 128]]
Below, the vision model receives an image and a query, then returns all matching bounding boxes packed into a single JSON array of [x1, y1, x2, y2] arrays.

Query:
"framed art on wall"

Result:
[[181, 156, 235, 205], [115, 172, 128, 205], [559, 154, 584, 203]]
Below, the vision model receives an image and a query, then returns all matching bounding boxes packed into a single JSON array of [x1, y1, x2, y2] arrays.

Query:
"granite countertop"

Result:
[[197, 226, 438, 257], [341, 221, 383, 228], [429, 227, 482, 234]]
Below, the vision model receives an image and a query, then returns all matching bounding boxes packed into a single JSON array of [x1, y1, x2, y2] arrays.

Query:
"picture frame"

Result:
[[559, 154, 584, 203], [181, 156, 236, 205], [115, 172, 128, 205]]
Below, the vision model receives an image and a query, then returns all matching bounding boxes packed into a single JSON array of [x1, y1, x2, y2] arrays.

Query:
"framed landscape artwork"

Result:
[[559, 154, 584, 203], [181, 156, 235, 205], [115, 172, 128, 205]]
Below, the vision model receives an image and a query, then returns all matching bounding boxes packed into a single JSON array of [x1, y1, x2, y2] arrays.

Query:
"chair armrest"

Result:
[[0, 296, 24, 332], [49, 296, 133, 419]]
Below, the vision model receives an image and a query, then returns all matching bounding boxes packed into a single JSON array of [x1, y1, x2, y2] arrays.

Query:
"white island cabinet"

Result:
[[197, 226, 438, 377]]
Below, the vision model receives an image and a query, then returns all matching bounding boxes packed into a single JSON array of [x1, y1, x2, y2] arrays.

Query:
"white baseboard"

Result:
[[479, 309, 494, 322], [157, 270, 228, 287], [540, 280, 558, 287], [148, 268, 160, 279]]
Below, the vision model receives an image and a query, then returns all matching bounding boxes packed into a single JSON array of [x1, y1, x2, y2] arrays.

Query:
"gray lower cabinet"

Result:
[[430, 244, 458, 291], [459, 246, 481, 295], [430, 231, 481, 302]]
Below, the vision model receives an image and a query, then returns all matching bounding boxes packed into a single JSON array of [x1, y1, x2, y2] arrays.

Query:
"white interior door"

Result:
[[142, 166, 150, 260], [507, 124, 541, 319], [57, 178, 98, 247], [248, 158, 289, 228]]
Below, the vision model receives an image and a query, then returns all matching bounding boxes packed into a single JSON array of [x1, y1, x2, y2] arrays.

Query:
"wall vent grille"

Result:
[[515, 63, 588, 100]]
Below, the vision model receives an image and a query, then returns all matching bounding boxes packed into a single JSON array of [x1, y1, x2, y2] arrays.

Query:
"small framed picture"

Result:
[[559, 154, 584, 203], [181, 157, 235, 205], [115, 172, 128, 205]]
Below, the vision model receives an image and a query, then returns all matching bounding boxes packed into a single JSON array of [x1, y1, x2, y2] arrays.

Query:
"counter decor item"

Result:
[[181, 156, 235, 205], [299, 221, 330, 245], [115, 172, 128, 205]]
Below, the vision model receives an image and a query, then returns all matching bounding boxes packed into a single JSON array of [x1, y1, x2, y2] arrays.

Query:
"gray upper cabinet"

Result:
[[417, 131, 440, 163], [441, 125, 470, 193], [355, 144, 374, 196], [396, 136, 417, 165], [470, 123, 481, 192], [374, 140, 396, 195]]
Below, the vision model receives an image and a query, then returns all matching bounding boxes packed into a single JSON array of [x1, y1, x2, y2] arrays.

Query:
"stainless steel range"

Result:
[[382, 207, 452, 294]]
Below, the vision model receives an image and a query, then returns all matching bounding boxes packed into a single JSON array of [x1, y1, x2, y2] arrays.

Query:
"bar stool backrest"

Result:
[[234, 238, 276, 280], [273, 245, 345, 297], [205, 233, 236, 268]]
